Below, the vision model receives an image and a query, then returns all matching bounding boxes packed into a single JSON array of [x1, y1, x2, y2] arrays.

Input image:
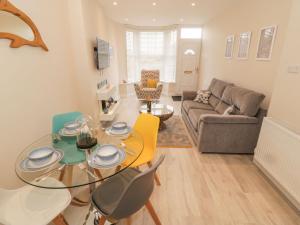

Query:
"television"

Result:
[[95, 38, 110, 70]]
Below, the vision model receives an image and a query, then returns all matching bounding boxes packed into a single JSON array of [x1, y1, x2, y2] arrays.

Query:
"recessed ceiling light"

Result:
[[152, 2, 157, 6], [191, 2, 196, 6], [180, 18, 184, 22], [124, 18, 129, 22], [113, 1, 118, 6], [152, 18, 156, 22]]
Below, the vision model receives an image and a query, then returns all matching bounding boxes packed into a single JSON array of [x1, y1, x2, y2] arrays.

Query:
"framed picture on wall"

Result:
[[225, 35, 235, 59], [256, 25, 277, 60], [237, 31, 251, 59]]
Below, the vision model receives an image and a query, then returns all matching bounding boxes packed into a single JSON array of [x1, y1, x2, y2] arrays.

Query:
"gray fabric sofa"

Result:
[[181, 78, 267, 154]]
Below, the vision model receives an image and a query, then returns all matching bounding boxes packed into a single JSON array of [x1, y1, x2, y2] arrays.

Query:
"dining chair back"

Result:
[[111, 155, 164, 220], [133, 113, 160, 162], [92, 155, 165, 225], [52, 111, 86, 165], [52, 111, 82, 134], [0, 178, 71, 225]]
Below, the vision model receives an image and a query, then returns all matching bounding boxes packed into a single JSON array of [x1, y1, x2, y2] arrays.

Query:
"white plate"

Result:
[[20, 150, 64, 172], [96, 145, 119, 160], [106, 126, 131, 136], [112, 122, 127, 130], [59, 128, 80, 137], [28, 147, 55, 160], [88, 148, 126, 169], [64, 121, 81, 130]]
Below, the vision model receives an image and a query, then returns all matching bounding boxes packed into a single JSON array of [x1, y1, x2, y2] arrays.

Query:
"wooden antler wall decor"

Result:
[[0, 0, 48, 51]]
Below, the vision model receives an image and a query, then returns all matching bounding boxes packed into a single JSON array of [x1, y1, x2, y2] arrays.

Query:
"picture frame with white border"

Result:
[[225, 35, 235, 59], [237, 31, 252, 60], [256, 25, 277, 61]]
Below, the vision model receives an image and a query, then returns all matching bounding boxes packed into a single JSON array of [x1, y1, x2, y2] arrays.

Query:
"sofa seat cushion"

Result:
[[222, 86, 265, 117], [188, 109, 218, 131], [183, 100, 214, 113], [142, 87, 157, 91]]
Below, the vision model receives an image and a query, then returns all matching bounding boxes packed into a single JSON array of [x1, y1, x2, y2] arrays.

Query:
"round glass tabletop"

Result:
[[140, 103, 174, 117], [15, 129, 144, 189]]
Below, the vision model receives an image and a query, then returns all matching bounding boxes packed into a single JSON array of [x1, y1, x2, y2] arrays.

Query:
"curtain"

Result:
[[126, 29, 177, 83]]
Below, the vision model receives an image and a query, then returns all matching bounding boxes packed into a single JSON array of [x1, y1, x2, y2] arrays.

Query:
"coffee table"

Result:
[[140, 103, 174, 130]]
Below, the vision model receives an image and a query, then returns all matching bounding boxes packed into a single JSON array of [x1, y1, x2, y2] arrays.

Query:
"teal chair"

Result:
[[52, 112, 86, 165]]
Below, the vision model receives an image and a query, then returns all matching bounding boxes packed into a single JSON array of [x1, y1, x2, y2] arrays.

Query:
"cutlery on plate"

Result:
[[34, 164, 65, 182], [78, 163, 98, 179], [119, 143, 135, 156]]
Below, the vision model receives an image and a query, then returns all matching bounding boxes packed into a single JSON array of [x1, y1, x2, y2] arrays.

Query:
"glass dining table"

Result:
[[15, 127, 144, 207]]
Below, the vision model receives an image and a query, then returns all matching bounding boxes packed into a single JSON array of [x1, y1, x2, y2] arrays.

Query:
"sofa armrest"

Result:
[[182, 91, 197, 101], [200, 115, 258, 124]]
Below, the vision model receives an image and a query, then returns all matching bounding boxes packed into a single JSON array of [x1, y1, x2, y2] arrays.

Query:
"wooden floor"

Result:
[[62, 96, 300, 225]]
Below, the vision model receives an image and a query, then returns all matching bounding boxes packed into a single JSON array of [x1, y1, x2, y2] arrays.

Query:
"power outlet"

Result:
[[287, 66, 300, 74]]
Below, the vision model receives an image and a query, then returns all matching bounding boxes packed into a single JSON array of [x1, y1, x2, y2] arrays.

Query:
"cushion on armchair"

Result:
[[146, 79, 158, 88]]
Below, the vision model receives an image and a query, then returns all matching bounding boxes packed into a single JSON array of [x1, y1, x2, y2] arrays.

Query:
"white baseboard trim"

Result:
[[253, 159, 300, 213]]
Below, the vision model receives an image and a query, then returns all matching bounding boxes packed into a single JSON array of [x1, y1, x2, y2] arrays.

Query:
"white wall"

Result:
[[0, 0, 124, 188], [268, 0, 300, 134], [199, 0, 292, 108], [0, 0, 78, 187], [67, 0, 125, 117]]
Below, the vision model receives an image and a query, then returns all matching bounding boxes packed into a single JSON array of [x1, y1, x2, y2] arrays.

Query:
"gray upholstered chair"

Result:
[[134, 70, 163, 100], [92, 155, 165, 225]]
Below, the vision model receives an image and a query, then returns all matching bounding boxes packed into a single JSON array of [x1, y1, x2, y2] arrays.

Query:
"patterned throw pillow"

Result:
[[223, 105, 235, 115], [194, 90, 212, 104]]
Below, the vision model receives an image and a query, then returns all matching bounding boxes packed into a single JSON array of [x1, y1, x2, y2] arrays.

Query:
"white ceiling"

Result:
[[98, 0, 241, 26]]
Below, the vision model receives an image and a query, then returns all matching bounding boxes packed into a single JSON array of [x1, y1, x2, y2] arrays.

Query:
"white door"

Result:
[[176, 40, 201, 94]]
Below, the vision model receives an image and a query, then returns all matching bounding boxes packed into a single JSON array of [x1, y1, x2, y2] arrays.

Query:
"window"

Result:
[[180, 27, 202, 39], [126, 29, 177, 83]]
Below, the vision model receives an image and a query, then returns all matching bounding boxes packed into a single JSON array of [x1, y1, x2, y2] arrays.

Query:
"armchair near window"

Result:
[[134, 70, 163, 100]]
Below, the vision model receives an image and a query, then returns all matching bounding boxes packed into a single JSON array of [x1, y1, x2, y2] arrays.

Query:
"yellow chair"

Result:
[[130, 113, 161, 185]]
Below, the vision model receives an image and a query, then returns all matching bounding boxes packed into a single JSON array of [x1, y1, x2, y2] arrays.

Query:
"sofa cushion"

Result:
[[222, 86, 265, 117], [188, 109, 218, 131], [215, 101, 230, 114], [208, 95, 220, 109], [215, 101, 242, 115], [208, 78, 233, 99], [182, 100, 214, 113]]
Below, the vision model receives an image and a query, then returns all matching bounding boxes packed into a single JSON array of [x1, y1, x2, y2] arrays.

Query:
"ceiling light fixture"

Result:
[[152, 18, 156, 22], [124, 18, 129, 22], [180, 18, 184, 22], [152, 2, 157, 6], [113, 1, 118, 6], [191, 2, 196, 6]]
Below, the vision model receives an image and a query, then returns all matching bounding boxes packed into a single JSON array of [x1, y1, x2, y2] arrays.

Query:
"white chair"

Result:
[[0, 178, 71, 225]]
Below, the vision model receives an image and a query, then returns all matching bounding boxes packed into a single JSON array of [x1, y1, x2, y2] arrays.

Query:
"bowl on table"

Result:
[[27, 147, 55, 166], [96, 145, 119, 161], [112, 122, 128, 131], [107, 122, 131, 136]]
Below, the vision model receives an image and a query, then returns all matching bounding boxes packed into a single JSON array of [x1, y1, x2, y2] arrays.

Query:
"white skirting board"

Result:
[[254, 117, 300, 212]]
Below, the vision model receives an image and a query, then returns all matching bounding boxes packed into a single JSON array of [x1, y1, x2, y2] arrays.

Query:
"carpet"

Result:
[[157, 116, 193, 148], [171, 96, 182, 101]]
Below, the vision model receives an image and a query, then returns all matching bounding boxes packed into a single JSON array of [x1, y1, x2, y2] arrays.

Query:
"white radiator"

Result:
[[254, 117, 300, 211]]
